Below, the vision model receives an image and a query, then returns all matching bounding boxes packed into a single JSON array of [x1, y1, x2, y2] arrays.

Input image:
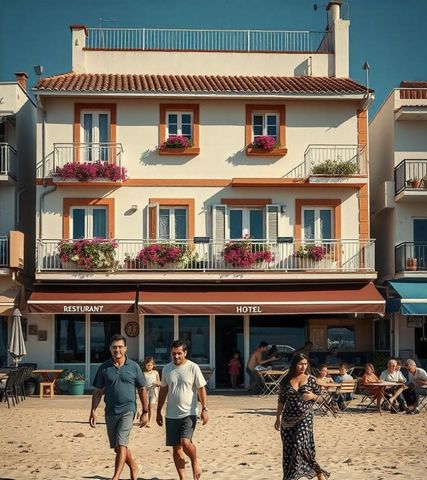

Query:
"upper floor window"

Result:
[[167, 112, 193, 140], [81, 111, 110, 162], [252, 112, 279, 141], [229, 208, 264, 240], [302, 207, 333, 240], [71, 206, 107, 239]]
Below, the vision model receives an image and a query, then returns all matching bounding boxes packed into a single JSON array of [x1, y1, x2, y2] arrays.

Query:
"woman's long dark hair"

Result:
[[282, 353, 311, 386]]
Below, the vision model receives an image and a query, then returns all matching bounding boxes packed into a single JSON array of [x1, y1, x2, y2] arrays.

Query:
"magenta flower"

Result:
[[250, 135, 280, 151], [137, 243, 191, 266], [223, 240, 274, 268], [159, 135, 193, 149], [54, 162, 127, 182]]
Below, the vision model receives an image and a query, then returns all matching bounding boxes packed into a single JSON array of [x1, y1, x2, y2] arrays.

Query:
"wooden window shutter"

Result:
[[266, 204, 279, 242], [147, 203, 159, 240], [212, 204, 227, 241]]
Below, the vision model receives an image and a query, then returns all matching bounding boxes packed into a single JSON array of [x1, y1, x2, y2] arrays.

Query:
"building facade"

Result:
[[0, 73, 36, 366], [370, 81, 427, 368], [27, 2, 384, 387]]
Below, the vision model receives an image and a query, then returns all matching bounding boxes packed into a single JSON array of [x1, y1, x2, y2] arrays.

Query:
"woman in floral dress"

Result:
[[274, 353, 330, 480]]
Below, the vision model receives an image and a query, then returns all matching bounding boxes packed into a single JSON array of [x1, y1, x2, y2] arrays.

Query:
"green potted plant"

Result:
[[62, 370, 85, 395], [311, 159, 358, 176]]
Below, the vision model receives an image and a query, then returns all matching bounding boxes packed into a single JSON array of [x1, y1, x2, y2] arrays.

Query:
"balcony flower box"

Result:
[[311, 159, 358, 176], [137, 243, 193, 268], [292, 244, 336, 269], [53, 161, 127, 182], [58, 238, 119, 271], [223, 239, 274, 268]]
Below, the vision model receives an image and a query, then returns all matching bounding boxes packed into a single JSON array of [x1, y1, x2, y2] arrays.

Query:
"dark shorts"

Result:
[[165, 415, 197, 446], [105, 411, 135, 449]]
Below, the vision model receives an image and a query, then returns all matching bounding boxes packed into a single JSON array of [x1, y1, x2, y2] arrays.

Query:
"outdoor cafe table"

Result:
[[258, 369, 288, 395], [33, 369, 64, 394], [363, 381, 407, 414]]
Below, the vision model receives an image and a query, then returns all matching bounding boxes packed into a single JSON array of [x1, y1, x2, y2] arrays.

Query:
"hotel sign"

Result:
[[236, 305, 263, 314]]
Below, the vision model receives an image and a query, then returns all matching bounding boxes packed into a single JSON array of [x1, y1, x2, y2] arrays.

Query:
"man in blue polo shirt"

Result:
[[90, 334, 148, 480]]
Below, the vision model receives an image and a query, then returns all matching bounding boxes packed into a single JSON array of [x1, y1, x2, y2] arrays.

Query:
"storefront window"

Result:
[[55, 315, 85, 363], [90, 315, 121, 363], [144, 316, 174, 365], [327, 326, 355, 351], [374, 317, 390, 353], [250, 316, 306, 356], [179, 316, 210, 364], [0, 316, 7, 366]]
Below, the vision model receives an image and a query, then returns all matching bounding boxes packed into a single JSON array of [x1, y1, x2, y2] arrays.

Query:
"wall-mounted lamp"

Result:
[[193, 236, 210, 244], [281, 205, 287, 214], [130, 204, 138, 211]]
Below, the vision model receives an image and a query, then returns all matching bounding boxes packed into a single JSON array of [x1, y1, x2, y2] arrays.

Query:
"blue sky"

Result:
[[1, 0, 426, 114]]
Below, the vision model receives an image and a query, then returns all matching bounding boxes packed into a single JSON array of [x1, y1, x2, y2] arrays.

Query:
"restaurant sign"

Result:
[[63, 305, 105, 313]]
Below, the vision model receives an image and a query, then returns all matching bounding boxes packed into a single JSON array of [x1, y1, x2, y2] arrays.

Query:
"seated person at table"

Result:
[[316, 364, 334, 385], [246, 341, 278, 393], [402, 359, 427, 413], [380, 359, 410, 413], [361, 363, 383, 410], [333, 363, 353, 410], [325, 347, 342, 365]]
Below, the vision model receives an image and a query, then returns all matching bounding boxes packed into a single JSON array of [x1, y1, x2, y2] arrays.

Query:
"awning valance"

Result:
[[388, 281, 427, 315], [28, 287, 136, 314], [138, 283, 384, 315]]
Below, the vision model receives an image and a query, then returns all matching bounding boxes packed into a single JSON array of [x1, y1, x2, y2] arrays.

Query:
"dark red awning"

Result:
[[28, 287, 136, 314], [138, 283, 384, 315]]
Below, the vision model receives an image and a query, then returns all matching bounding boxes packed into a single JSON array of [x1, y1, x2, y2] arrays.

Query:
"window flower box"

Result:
[[292, 244, 337, 269], [53, 161, 127, 182], [311, 159, 358, 176], [58, 238, 119, 271], [246, 135, 287, 157], [158, 135, 200, 156], [223, 239, 274, 268], [137, 243, 194, 268]]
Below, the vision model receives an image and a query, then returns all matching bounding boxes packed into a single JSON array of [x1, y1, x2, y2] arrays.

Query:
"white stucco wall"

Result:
[[40, 97, 359, 180], [23, 314, 54, 368]]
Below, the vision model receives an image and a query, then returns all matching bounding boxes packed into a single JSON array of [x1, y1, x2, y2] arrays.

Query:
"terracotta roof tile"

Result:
[[35, 72, 371, 95]]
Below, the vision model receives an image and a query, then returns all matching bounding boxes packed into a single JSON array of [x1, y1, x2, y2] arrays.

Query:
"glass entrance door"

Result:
[[215, 316, 244, 388], [89, 314, 120, 384]]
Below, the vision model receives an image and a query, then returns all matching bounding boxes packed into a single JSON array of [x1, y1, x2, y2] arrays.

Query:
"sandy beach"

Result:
[[0, 393, 426, 480]]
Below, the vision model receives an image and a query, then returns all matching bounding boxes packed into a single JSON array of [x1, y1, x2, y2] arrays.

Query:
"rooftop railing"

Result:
[[38, 143, 124, 178], [86, 28, 332, 53], [394, 159, 427, 194], [0, 143, 17, 179], [36, 238, 375, 273], [395, 242, 427, 272]]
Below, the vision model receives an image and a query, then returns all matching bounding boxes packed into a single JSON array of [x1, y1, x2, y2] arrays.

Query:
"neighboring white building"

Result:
[[28, 2, 384, 387], [370, 81, 427, 368], [0, 73, 36, 366]]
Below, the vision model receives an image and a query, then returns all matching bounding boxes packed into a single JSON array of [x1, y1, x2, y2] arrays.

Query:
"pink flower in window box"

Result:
[[250, 135, 280, 151], [159, 135, 193, 149]]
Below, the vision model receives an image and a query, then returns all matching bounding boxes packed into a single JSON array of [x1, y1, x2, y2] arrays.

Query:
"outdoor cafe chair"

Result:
[[0, 368, 19, 408], [416, 386, 427, 412], [313, 386, 339, 418], [334, 380, 357, 412]]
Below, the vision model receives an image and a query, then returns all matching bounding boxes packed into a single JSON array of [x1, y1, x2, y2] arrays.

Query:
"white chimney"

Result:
[[70, 24, 87, 73], [326, 1, 349, 77]]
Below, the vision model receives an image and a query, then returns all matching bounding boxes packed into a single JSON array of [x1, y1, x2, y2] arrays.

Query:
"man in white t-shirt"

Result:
[[403, 359, 427, 413], [157, 340, 208, 480], [380, 358, 409, 412]]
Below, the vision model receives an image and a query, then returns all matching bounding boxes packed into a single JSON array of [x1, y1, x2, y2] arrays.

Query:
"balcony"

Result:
[[36, 238, 376, 280], [0, 236, 8, 267], [394, 159, 427, 200], [395, 242, 427, 275], [304, 144, 366, 181], [38, 143, 124, 179], [0, 143, 17, 182], [86, 27, 332, 53]]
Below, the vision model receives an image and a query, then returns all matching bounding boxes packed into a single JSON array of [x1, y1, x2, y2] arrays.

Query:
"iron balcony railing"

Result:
[[303, 144, 367, 178], [0, 236, 8, 266], [38, 143, 124, 178], [36, 238, 375, 273], [0, 143, 17, 179], [395, 242, 427, 272], [86, 27, 332, 53], [394, 159, 427, 194]]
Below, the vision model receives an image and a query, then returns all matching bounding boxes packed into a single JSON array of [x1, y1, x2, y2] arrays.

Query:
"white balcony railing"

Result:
[[304, 145, 367, 177], [86, 27, 332, 53], [38, 143, 124, 178], [0, 143, 17, 179], [0, 236, 8, 266], [36, 239, 375, 273]]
